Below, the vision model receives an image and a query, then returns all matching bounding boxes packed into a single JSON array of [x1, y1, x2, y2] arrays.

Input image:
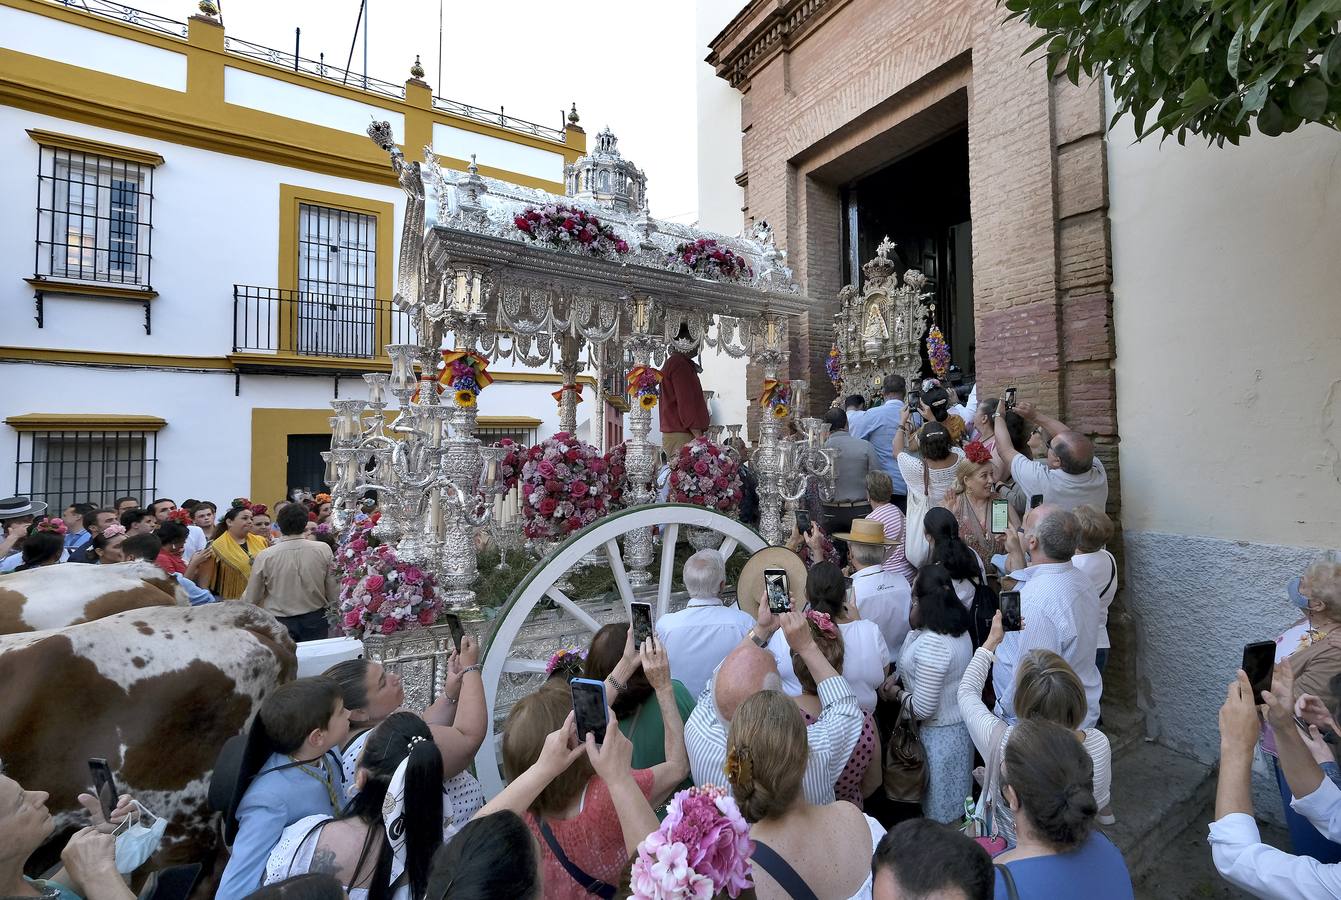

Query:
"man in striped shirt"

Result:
[[684, 607, 863, 804], [863, 471, 916, 583], [993, 504, 1103, 728]]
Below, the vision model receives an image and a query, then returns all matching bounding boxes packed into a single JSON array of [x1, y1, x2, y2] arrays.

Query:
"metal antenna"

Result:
[[437, 0, 443, 95]]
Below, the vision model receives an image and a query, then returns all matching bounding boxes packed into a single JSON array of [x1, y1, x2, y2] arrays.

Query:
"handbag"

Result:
[[903, 460, 933, 568], [962, 721, 1009, 857], [882, 695, 928, 803]]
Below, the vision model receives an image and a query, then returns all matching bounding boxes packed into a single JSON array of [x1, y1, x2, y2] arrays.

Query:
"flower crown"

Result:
[[545, 647, 587, 678], [100, 523, 127, 539], [166, 508, 193, 526], [34, 517, 67, 536], [805, 609, 839, 639], [313, 493, 332, 505], [963, 440, 992, 465], [230, 497, 250, 511], [630, 785, 754, 899]]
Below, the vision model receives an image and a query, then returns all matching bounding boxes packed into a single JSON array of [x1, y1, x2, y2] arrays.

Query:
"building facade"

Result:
[[0, 0, 599, 512], [705, 0, 1341, 763]]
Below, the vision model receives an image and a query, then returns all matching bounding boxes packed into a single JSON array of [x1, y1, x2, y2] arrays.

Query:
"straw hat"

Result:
[[736, 546, 807, 617], [833, 517, 897, 546]]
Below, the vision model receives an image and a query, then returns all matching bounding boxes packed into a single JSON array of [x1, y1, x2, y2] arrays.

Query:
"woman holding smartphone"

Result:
[[939, 447, 1007, 568]]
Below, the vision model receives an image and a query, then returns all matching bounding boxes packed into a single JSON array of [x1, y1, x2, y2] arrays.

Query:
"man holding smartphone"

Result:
[[992, 504, 1104, 729], [992, 398, 1108, 513]]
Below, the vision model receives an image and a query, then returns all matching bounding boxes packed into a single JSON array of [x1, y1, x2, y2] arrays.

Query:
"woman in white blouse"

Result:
[[893, 564, 974, 823], [768, 561, 889, 713], [957, 611, 1113, 845]]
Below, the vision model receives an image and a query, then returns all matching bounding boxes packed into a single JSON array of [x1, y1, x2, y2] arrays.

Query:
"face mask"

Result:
[[113, 801, 168, 874], [1289, 576, 1310, 610]]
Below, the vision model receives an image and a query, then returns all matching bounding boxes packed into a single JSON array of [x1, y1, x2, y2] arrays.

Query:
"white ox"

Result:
[[0, 559, 187, 635]]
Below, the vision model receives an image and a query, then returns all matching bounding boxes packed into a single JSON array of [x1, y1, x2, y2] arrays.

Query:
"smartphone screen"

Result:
[[444, 613, 464, 654], [88, 758, 118, 819], [999, 591, 1023, 632], [1029, 494, 1044, 510], [1242, 640, 1276, 701], [795, 510, 811, 537], [631, 602, 654, 647], [990, 498, 1009, 534], [907, 391, 921, 411], [1004, 387, 1017, 410], [764, 568, 791, 614], [570, 678, 608, 744]]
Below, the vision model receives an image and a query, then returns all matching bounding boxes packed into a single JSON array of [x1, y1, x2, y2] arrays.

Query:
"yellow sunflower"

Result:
[[639, 393, 658, 410], [772, 403, 789, 419], [454, 389, 477, 408]]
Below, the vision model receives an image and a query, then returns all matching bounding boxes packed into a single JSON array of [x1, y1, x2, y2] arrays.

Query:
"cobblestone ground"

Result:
[[1135, 800, 1290, 899]]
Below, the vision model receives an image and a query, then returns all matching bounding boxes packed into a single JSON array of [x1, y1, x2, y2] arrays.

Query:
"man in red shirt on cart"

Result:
[[659, 327, 710, 458]]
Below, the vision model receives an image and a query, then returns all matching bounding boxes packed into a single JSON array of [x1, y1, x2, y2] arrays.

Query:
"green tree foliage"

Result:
[[1002, 0, 1341, 144]]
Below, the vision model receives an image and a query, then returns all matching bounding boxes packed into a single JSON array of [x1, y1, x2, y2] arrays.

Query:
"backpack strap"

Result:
[[996, 862, 1021, 900], [536, 818, 616, 899], [751, 840, 820, 900]]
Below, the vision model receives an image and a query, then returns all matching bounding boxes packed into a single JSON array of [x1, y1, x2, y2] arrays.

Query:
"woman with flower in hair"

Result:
[[91, 523, 127, 563], [13, 518, 66, 571], [627, 784, 755, 899], [940, 441, 1008, 567], [186, 502, 268, 599], [788, 609, 881, 809], [726, 689, 885, 899], [544, 647, 587, 683]]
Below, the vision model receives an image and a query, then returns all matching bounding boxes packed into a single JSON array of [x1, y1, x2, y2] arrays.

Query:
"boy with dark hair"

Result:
[[217, 677, 350, 899], [120, 533, 162, 564]]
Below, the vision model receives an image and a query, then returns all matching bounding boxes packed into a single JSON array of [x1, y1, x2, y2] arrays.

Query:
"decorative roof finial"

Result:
[[468, 154, 479, 176], [567, 103, 580, 126], [197, 0, 219, 17], [876, 235, 896, 259], [410, 55, 425, 80]]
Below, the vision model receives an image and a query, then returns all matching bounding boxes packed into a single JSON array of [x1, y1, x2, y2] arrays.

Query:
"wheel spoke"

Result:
[[545, 586, 603, 632], [718, 536, 738, 560], [605, 539, 636, 616], [657, 524, 679, 618]]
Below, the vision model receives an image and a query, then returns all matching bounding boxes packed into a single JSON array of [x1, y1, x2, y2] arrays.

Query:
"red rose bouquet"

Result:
[[513, 204, 630, 256], [335, 513, 442, 638], [669, 436, 743, 512], [520, 431, 611, 541], [604, 442, 629, 510], [670, 238, 752, 281]]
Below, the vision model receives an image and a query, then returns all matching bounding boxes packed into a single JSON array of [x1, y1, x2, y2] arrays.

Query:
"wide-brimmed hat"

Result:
[[0, 496, 47, 521], [736, 546, 807, 617], [833, 517, 897, 546]]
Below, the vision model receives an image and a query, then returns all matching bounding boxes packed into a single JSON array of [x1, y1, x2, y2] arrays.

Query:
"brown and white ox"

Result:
[[0, 559, 187, 635], [0, 601, 296, 879]]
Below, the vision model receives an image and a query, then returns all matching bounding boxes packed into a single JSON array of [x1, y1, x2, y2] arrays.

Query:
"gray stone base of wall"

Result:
[[1124, 530, 1326, 825]]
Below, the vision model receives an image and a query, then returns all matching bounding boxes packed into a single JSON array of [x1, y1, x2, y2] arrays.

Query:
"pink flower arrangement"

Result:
[[520, 432, 610, 541], [604, 442, 629, 510], [668, 437, 742, 513], [513, 204, 630, 256], [34, 517, 67, 536], [335, 513, 442, 638], [670, 238, 752, 282], [630, 785, 754, 899]]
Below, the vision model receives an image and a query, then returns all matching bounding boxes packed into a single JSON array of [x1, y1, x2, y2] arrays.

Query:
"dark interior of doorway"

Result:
[[286, 433, 331, 499], [841, 127, 974, 379]]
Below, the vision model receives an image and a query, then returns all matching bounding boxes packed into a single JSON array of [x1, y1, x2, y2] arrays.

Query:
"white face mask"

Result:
[[112, 801, 168, 874]]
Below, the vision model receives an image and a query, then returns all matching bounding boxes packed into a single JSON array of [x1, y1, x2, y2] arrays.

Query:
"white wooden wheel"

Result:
[[473, 503, 768, 798]]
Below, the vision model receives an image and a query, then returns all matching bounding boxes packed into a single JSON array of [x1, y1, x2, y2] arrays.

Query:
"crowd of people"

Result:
[[2, 375, 1338, 900]]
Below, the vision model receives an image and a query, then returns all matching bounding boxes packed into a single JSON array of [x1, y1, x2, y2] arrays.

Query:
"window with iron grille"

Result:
[[476, 424, 539, 446], [34, 146, 154, 286], [13, 431, 159, 513], [297, 203, 377, 356]]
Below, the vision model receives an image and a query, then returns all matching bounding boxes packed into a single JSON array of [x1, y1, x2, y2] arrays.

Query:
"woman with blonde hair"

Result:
[[726, 689, 884, 899], [186, 502, 269, 599], [940, 444, 1007, 567], [957, 612, 1113, 844]]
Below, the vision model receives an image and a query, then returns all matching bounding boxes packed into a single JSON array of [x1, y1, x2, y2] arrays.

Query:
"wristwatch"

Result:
[[748, 629, 768, 648]]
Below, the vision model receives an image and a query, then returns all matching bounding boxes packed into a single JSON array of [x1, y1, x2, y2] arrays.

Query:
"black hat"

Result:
[[0, 496, 47, 521]]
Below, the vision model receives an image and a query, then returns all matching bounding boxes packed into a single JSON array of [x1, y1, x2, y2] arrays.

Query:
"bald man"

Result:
[[995, 504, 1103, 728], [993, 399, 1108, 513], [682, 608, 863, 805]]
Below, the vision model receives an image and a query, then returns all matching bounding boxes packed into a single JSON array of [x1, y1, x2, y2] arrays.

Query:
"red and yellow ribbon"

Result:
[[436, 349, 494, 389], [551, 384, 584, 404], [758, 378, 789, 407], [626, 365, 662, 390]]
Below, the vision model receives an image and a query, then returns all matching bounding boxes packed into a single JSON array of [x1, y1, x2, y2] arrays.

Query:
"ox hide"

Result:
[[0, 602, 296, 873], [0, 560, 188, 635]]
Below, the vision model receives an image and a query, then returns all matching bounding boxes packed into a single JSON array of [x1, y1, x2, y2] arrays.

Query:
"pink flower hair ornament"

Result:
[[34, 517, 67, 536], [99, 523, 127, 539], [804, 609, 839, 639], [630, 785, 754, 899]]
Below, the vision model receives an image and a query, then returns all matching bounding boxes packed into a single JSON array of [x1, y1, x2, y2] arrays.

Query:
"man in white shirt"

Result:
[[151, 497, 206, 561], [845, 518, 913, 654], [994, 505, 1103, 728], [1210, 667, 1341, 898], [684, 607, 862, 805], [656, 549, 754, 699], [993, 399, 1108, 513]]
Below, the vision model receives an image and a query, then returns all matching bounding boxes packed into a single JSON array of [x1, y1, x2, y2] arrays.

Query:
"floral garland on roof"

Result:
[[513, 204, 630, 256], [670, 238, 752, 282]]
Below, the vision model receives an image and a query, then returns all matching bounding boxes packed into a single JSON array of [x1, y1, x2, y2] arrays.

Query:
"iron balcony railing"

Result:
[[233, 284, 411, 360]]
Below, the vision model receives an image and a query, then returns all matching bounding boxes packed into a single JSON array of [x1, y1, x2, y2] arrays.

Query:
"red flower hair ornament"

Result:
[[964, 440, 992, 465]]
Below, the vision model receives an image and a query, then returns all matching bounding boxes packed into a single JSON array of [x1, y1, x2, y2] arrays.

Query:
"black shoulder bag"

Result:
[[536, 818, 616, 899]]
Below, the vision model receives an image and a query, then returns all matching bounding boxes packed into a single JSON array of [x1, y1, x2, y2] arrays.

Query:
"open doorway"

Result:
[[841, 127, 974, 379]]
